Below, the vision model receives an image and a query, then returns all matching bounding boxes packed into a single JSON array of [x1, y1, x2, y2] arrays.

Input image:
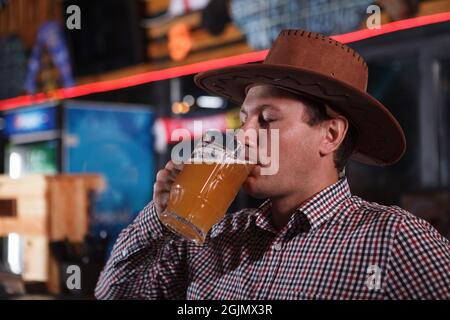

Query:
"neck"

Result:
[[269, 171, 339, 231]]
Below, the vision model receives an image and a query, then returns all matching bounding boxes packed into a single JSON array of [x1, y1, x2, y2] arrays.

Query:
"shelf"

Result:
[[1, 11, 450, 111]]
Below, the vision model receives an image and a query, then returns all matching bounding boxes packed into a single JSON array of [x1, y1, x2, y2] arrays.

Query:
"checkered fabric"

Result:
[[95, 178, 450, 299]]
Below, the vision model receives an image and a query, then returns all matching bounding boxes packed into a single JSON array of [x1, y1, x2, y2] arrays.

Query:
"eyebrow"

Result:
[[240, 104, 281, 115]]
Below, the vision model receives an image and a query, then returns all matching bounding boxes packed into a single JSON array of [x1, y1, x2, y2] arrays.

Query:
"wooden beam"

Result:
[[148, 23, 246, 60], [419, 0, 450, 16], [147, 11, 202, 39], [76, 42, 254, 86], [145, 0, 171, 16], [152, 42, 254, 69]]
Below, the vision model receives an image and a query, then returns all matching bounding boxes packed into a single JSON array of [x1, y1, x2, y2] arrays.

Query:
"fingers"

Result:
[[153, 179, 171, 215], [165, 160, 184, 173], [156, 169, 176, 183], [154, 190, 169, 214], [156, 160, 184, 183], [154, 180, 171, 193], [153, 160, 184, 215]]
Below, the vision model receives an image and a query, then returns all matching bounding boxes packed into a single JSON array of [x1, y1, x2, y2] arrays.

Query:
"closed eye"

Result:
[[259, 114, 276, 124]]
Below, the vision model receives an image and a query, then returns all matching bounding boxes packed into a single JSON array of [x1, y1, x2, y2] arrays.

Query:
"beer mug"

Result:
[[158, 130, 254, 244]]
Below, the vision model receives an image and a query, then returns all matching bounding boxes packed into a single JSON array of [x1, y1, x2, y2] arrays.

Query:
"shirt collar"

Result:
[[253, 178, 352, 234]]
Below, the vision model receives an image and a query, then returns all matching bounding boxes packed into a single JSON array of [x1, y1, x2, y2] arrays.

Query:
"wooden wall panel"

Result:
[[0, 0, 63, 48]]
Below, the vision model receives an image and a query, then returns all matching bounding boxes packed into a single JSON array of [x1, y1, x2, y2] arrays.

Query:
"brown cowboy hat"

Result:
[[194, 29, 406, 166]]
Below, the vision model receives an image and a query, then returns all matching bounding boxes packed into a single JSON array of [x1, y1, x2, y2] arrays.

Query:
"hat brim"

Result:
[[194, 63, 406, 166]]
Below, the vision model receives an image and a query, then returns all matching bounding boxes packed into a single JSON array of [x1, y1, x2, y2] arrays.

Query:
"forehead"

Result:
[[241, 85, 305, 113], [246, 84, 300, 100]]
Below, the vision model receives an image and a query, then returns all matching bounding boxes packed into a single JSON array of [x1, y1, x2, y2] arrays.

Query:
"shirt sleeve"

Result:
[[95, 201, 200, 299], [384, 214, 450, 299]]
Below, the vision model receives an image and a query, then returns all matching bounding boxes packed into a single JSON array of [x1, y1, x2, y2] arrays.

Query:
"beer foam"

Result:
[[186, 157, 253, 165]]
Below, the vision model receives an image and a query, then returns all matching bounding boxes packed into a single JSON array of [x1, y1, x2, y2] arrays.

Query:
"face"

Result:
[[239, 85, 337, 199]]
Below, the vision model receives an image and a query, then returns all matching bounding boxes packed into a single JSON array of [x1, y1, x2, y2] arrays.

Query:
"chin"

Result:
[[243, 175, 272, 199]]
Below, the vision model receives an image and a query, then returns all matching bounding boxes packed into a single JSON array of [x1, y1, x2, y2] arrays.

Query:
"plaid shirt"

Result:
[[95, 178, 450, 300]]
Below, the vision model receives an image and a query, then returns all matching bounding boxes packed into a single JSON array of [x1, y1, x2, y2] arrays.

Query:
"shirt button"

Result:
[[273, 243, 282, 251], [121, 249, 128, 257]]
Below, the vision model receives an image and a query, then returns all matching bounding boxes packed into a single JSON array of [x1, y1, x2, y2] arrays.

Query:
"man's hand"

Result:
[[153, 160, 184, 215]]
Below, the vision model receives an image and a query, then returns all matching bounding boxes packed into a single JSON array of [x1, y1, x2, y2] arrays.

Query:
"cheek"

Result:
[[279, 127, 321, 167]]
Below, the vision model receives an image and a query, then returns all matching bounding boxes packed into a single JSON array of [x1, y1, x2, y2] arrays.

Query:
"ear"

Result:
[[318, 113, 349, 157]]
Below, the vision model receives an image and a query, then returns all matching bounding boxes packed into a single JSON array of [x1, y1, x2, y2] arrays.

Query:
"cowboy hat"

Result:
[[194, 29, 406, 166]]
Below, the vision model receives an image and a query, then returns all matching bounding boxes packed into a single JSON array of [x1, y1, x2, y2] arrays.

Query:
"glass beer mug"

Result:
[[158, 130, 254, 244]]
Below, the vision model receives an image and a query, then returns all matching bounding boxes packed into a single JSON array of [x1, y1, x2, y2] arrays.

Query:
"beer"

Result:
[[159, 160, 252, 244]]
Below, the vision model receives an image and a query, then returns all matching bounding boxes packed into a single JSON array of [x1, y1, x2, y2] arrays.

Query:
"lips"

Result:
[[243, 151, 269, 167], [247, 164, 261, 177]]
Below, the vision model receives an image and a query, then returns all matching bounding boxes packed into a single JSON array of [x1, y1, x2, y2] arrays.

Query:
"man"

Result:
[[95, 29, 449, 299]]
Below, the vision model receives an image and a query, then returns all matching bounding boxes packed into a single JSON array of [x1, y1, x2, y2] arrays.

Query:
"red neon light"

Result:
[[332, 11, 450, 43], [0, 50, 268, 111], [1, 11, 449, 111]]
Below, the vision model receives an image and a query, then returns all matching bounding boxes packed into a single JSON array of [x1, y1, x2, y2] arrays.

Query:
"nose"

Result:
[[237, 118, 260, 164], [240, 115, 261, 134], [239, 117, 260, 145]]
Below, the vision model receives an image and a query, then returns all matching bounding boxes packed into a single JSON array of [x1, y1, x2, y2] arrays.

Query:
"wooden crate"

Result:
[[0, 174, 105, 294]]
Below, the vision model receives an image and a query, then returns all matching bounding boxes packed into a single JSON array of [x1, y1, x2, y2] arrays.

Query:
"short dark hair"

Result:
[[299, 95, 355, 173]]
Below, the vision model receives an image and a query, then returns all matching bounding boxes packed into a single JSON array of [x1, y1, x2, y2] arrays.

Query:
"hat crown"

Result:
[[264, 29, 368, 92]]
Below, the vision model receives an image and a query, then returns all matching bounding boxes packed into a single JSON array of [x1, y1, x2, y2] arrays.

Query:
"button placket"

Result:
[[264, 241, 285, 299], [273, 242, 283, 251]]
